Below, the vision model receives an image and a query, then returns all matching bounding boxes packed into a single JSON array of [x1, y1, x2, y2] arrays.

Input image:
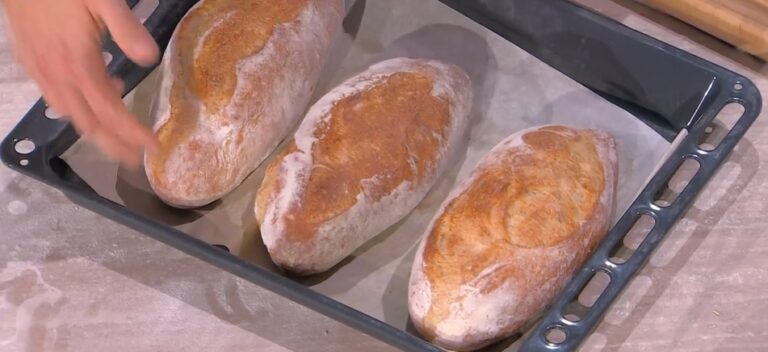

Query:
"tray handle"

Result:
[[519, 76, 762, 351]]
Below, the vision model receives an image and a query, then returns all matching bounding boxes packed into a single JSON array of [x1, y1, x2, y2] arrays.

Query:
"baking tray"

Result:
[[0, 0, 761, 351]]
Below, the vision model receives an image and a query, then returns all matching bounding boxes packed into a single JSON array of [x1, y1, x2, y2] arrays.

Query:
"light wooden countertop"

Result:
[[0, 1, 766, 351]]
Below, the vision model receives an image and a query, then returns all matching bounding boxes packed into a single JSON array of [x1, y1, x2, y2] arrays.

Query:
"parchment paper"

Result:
[[62, 0, 670, 348]]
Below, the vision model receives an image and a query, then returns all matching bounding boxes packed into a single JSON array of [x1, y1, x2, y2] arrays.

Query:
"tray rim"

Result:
[[1, 0, 762, 351]]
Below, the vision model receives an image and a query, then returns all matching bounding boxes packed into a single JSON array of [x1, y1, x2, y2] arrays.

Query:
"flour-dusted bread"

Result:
[[255, 58, 473, 275], [144, 0, 344, 208], [409, 125, 618, 351]]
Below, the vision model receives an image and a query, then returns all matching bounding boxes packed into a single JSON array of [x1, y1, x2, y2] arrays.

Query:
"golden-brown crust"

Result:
[[420, 126, 611, 342], [261, 72, 451, 244], [148, 0, 310, 198], [256, 58, 473, 274], [190, 0, 309, 113]]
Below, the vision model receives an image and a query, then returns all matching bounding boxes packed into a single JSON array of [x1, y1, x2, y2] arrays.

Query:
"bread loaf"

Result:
[[255, 58, 473, 275], [144, 0, 344, 207], [408, 125, 617, 351]]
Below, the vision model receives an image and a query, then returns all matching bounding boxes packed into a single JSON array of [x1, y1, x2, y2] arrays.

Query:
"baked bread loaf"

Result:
[[408, 125, 618, 351], [255, 58, 473, 275], [145, 0, 344, 207]]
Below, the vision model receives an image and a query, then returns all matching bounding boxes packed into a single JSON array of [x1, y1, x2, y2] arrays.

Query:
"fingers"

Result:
[[70, 43, 158, 152], [109, 76, 125, 93], [29, 51, 101, 137], [41, 73, 138, 167], [36, 43, 153, 167], [6, 0, 158, 167], [90, 0, 159, 66], [90, 125, 142, 167], [22, 57, 67, 116], [63, 76, 143, 168], [63, 85, 141, 168]]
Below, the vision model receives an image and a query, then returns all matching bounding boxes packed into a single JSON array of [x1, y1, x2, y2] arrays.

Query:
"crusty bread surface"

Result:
[[145, 0, 344, 207], [255, 58, 474, 275], [409, 125, 618, 351]]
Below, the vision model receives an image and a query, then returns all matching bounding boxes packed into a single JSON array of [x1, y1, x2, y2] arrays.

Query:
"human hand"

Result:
[[3, 0, 160, 167]]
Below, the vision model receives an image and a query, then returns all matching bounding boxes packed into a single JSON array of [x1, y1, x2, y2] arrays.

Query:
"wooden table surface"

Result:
[[634, 0, 768, 60], [1, 1, 766, 351]]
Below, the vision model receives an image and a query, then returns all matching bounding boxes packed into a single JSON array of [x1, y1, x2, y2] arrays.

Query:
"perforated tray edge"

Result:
[[1, 0, 761, 351]]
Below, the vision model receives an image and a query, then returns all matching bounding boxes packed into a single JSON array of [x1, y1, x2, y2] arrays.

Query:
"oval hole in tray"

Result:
[[577, 270, 611, 308], [103, 51, 113, 65], [545, 325, 568, 345], [133, 0, 159, 23], [14, 139, 35, 155], [608, 214, 656, 265], [561, 269, 613, 324], [698, 102, 745, 151], [562, 300, 589, 323], [653, 158, 701, 208], [45, 106, 63, 120]]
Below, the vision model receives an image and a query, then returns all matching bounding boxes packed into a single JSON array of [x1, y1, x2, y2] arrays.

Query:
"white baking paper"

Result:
[[61, 0, 670, 349]]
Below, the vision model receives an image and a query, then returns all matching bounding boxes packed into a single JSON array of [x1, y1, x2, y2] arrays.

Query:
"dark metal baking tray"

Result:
[[1, 0, 761, 351]]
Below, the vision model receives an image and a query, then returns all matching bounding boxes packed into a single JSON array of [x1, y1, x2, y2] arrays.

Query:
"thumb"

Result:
[[90, 0, 159, 66]]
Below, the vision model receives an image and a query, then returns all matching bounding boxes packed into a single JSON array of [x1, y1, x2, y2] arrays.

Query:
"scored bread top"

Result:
[[411, 125, 616, 347], [150, 0, 308, 194], [256, 58, 473, 272], [175, 0, 309, 114], [145, 0, 341, 207], [262, 72, 449, 241]]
